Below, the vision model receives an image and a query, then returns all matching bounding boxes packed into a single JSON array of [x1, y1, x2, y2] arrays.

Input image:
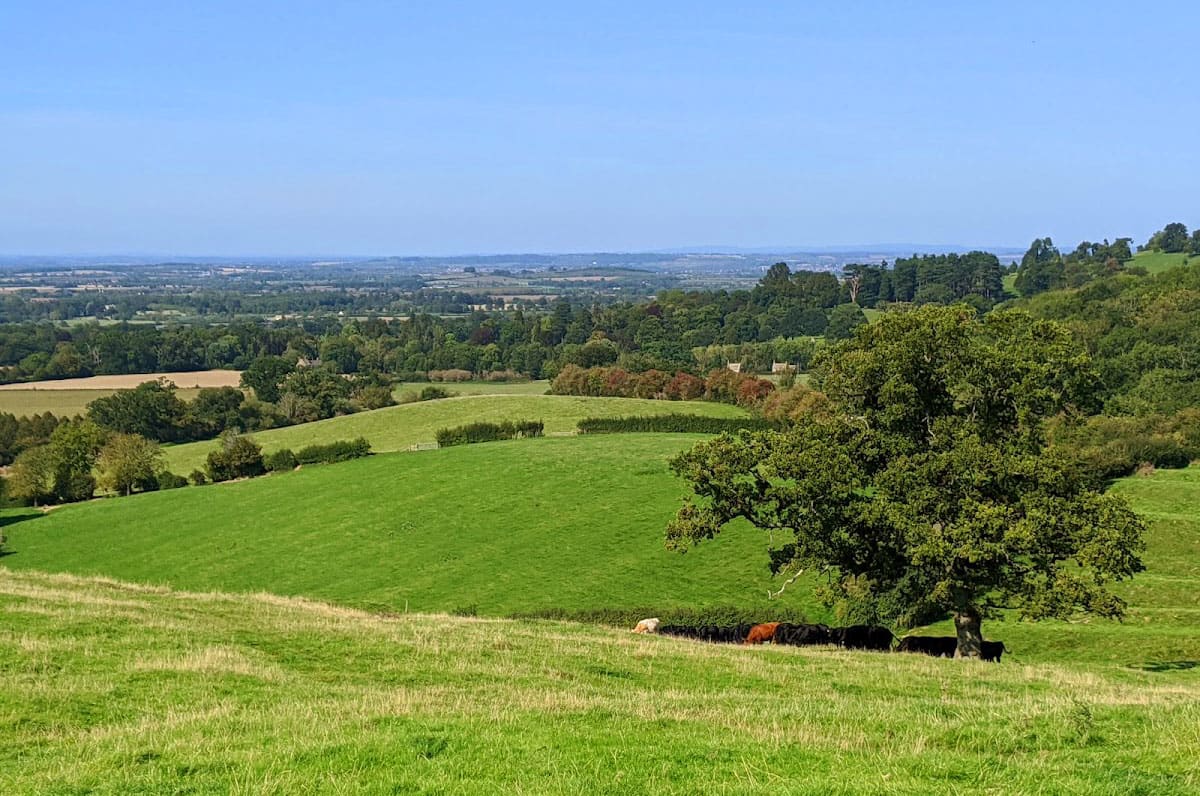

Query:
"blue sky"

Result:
[[1, 2, 1196, 255]]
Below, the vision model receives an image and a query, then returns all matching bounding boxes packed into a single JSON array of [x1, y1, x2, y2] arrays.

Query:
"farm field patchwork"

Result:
[[159, 393, 748, 473]]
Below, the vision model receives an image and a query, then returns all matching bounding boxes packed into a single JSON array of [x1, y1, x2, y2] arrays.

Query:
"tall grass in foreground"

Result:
[[0, 568, 1197, 794]]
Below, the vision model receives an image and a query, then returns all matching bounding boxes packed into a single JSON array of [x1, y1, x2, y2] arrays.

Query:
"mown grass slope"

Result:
[[161, 394, 747, 473], [5, 437, 1199, 667], [0, 568, 1197, 794], [7, 435, 809, 619]]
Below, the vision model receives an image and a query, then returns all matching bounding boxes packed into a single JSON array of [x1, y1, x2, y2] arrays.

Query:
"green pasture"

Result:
[[4, 435, 808, 619], [4, 434, 1198, 667], [159, 394, 747, 474], [0, 567, 1197, 794], [1130, 250, 1193, 274]]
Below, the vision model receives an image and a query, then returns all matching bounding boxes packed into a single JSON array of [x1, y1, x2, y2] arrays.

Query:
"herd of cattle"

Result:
[[631, 619, 1006, 662]]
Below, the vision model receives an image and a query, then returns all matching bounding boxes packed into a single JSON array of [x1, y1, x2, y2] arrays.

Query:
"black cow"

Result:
[[897, 635, 1006, 661], [657, 624, 698, 640], [897, 635, 957, 658], [774, 623, 834, 646], [981, 640, 1006, 662], [834, 625, 895, 651]]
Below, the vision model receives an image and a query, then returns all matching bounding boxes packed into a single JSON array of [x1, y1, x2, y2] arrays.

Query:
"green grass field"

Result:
[[159, 394, 747, 474], [5, 435, 1198, 667], [0, 388, 203, 418], [1, 568, 1197, 794], [1130, 250, 1193, 274], [4, 435, 810, 619]]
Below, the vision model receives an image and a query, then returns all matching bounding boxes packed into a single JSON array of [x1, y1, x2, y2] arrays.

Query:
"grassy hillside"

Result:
[[5, 435, 1199, 666], [6, 434, 809, 619], [1130, 250, 1193, 274], [160, 394, 747, 473], [1, 568, 1197, 794]]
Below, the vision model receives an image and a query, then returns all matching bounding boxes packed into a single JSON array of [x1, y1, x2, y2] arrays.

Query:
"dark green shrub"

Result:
[[264, 448, 299, 472], [419, 386, 454, 401], [1048, 412, 1199, 485], [293, 437, 372, 464], [206, 433, 266, 482], [188, 469, 208, 486], [157, 471, 188, 490]]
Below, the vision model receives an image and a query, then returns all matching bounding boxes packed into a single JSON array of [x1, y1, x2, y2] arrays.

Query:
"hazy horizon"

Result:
[[3, 2, 1196, 255]]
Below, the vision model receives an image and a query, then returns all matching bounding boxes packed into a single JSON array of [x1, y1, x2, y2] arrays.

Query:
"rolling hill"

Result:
[[6, 435, 806, 618], [160, 394, 748, 474], [4, 434, 1198, 667]]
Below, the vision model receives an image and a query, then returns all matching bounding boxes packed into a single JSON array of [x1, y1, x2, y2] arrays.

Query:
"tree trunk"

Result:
[[953, 610, 983, 659]]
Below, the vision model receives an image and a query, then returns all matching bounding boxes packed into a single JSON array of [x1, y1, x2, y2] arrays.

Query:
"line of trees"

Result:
[[5, 419, 185, 505]]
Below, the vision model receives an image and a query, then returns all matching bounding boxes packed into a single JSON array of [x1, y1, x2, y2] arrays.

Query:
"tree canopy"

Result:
[[666, 305, 1145, 656]]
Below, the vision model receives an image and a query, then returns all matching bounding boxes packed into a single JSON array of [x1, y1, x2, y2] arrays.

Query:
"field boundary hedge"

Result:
[[436, 420, 544, 447], [264, 437, 372, 471]]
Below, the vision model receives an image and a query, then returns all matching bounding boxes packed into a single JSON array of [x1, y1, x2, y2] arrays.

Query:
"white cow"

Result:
[[632, 617, 661, 634]]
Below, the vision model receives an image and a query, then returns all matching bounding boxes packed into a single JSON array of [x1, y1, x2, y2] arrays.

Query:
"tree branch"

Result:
[[768, 566, 806, 599]]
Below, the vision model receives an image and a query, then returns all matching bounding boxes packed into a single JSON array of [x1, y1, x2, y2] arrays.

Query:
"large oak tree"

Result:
[[667, 305, 1145, 657]]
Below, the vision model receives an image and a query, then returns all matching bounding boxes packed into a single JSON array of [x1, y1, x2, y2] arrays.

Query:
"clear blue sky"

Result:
[[2, 2, 1195, 256]]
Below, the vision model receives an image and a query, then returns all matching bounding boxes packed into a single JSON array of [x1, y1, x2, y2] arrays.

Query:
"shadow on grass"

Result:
[[0, 510, 45, 529], [1130, 660, 1198, 672], [0, 509, 46, 556]]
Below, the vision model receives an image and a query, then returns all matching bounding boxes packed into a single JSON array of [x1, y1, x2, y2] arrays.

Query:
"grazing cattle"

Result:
[[658, 624, 697, 640], [774, 623, 833, 646], [835, 625, 895, 651], [657, 623, 753, 644], [743, 622, 782, 645], [897, 635, 957, 658], [632, 617, 661, 634], [981, 640, 1006, 662]]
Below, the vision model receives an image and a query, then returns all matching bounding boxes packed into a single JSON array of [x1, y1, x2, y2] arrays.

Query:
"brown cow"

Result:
[[743, 622, 782, 645]]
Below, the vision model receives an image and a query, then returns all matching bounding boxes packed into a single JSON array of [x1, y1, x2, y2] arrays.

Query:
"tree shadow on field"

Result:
[[1130, 660, 1198, 672], [0, 509, 47, 556]]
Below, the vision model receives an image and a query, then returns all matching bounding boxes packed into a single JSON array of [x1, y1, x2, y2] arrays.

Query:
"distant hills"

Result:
[[0, 244, 1025, 275]]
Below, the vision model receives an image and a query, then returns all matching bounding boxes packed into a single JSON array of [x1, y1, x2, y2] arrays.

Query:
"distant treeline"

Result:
[[577, 415, 777, 435]]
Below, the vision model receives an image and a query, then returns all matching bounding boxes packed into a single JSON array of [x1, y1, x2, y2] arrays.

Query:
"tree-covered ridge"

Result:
[[1020, 260, 1200, 415]]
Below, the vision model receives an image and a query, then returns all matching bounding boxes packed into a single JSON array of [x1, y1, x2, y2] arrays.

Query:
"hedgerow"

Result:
[[576, 415, 777, 434], [435, 421, 544, 447]]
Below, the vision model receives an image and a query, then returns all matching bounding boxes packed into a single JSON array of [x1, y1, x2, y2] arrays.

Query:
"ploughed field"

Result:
[[0, 369, 242, 391], [4, 433, 1198, 668], [159, 393, 748, 474], [1, 567, 1197, 794]]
